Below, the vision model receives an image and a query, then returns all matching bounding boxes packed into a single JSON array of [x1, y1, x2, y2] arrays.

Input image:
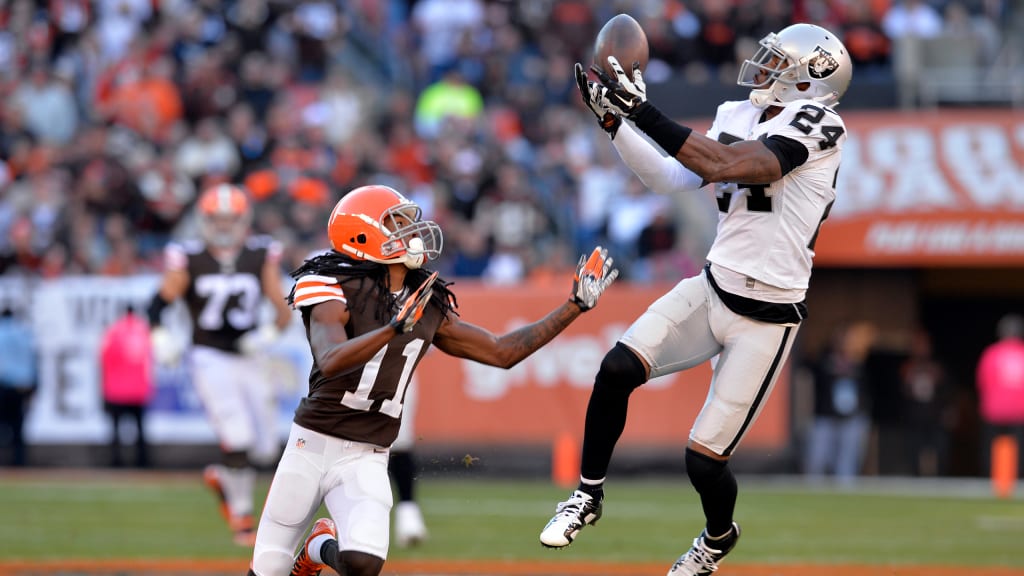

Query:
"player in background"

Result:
[[389, 374, 428, 548], [247, 184, 617, 576], [148, 184, 293, 546], [540, 23, 851, 576]]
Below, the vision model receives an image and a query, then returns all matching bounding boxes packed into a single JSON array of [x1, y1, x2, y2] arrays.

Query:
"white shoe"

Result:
[[395, 501, 428, 548], [539, 489, 603, 548], [667, 522, 741, 576]]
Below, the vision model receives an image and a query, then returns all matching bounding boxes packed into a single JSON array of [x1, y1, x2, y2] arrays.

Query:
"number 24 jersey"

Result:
[[705, 98, 846, 294]]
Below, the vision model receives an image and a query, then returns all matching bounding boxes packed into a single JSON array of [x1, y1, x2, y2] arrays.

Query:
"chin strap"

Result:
[[748, 89, 775, 109]]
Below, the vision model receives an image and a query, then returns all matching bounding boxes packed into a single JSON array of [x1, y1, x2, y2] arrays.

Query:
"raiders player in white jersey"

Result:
[[148, 184, 293, 546], [540, 23, 851, 576]]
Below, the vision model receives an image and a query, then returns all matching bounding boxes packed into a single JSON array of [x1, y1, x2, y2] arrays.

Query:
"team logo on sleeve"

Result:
[[808, 46, 839, 79]]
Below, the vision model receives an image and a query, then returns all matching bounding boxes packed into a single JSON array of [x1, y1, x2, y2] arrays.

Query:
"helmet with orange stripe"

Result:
[[328, 185, 442, 270], [197, 184, 252, 249]]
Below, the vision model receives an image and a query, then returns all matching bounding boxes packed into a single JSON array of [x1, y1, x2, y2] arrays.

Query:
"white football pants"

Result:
[[619, 268, 799, 456], [251, 423, 392, 576]]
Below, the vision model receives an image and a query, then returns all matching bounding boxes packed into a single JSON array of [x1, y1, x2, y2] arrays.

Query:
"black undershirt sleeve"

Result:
[[147, 292, 170, 327], [759, 134, 809, 176]]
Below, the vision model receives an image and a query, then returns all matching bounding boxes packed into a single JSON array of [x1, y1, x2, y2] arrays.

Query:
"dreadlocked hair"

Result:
[[287, 251, 458, 323]]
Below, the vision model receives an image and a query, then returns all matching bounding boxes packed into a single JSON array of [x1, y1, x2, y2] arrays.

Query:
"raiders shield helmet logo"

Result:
[[808, 46, 839, 79]]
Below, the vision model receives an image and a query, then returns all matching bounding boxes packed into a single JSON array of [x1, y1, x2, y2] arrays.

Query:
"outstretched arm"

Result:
[[574, 61, 704, 192], [432, 247, 617, 369], [667, 132, 782, 184], [596, 57, 784, 185], [613, 121, 707, 192], [432, 301, 582, 369]]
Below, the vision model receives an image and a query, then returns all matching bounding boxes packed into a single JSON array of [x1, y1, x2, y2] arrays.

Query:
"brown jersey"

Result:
[[164, 237, 281, 352], [291, 272, 447, 447]]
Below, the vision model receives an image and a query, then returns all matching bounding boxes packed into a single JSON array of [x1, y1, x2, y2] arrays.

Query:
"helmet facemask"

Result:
[[377, 202, 443, 270], [738, 34, 796, 109]]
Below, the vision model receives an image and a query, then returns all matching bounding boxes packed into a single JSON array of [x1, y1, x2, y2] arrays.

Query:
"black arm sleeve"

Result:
[[147, 293, 171, 327], [759, 134, 809, 177], [631, 102, 693, 156]]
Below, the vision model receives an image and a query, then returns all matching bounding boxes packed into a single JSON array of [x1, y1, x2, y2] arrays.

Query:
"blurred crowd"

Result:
[[0, 0, 1015, 284]]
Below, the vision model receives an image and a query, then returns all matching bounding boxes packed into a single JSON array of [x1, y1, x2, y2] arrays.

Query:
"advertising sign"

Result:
[[817, 109, 1024, 266]]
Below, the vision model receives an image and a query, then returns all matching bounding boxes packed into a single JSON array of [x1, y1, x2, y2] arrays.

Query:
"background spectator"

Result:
[[900, 327, 953, 476], [0, 307, 37, 467], [804, 321, 877, 486], [976, 313, 1024, 477], [99, 305, 154, 468]]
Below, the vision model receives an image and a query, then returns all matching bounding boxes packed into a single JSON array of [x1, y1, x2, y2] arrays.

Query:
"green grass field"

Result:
[[1, 471, 1022, 569]]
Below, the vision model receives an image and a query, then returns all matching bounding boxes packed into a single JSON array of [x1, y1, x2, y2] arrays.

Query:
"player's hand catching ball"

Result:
[[574, 62, 621, 138], [390, 271, 439, 334], [592, 56, 648, 118], [571, 246, 619, 311]]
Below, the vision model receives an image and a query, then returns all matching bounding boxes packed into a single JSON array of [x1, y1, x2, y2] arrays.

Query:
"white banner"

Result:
[[0, 275, 311, 444]]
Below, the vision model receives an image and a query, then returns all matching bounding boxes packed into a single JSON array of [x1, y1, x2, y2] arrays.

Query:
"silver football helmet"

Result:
[[738, 23, 852, 109]]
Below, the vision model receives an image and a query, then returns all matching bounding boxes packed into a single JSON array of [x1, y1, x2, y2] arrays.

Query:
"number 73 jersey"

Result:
[[166, 236, 280, 351], [705, 98, 846, 293]]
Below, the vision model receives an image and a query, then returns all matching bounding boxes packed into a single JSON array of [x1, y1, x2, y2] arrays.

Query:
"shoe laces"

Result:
[[553, 491, 594, 519], [671, 538, 719, 574]]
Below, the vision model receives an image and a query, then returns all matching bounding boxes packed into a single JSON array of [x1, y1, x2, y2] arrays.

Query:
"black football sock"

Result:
[[389, 451, 416, 502], [576, 481, 604, 500], [320, 538, 338, 568], [580, 343, 647, 482], [685, 448, 737, 538]]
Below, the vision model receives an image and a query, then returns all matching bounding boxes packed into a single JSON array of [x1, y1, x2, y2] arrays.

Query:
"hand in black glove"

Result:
[[574, 62, 621, 138], [591, 56, 648, 119]]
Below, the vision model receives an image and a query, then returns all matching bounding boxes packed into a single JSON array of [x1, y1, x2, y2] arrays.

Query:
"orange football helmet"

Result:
[[328, 185, 442, 269], [197, 184, 252, 248]]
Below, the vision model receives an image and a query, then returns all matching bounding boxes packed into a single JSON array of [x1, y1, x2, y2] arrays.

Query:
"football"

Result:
[[592, 14, 649, 77]]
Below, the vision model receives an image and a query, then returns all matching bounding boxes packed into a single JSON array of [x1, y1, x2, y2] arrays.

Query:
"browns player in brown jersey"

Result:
[[147, 184, 293, 547], [246, 184, 617, 576]]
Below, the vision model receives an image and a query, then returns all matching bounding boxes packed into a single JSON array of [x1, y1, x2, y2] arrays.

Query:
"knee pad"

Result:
[[685, 447, 729, 493], [250, 549, 294, 576], [594, 342, 647, 395]]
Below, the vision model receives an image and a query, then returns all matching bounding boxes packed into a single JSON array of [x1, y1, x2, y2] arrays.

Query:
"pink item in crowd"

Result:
[[977, 338, 1024, 425], [100, 311, 154, 406]]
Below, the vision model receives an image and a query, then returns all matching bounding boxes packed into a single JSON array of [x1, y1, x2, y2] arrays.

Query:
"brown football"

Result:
[[592, 14, 649, 77]]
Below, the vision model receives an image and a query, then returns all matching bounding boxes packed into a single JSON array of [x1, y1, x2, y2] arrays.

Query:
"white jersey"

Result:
[[705, 99, 845, 297]]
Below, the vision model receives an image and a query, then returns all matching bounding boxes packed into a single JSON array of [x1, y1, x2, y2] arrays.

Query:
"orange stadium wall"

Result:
[[411, 283, 791, 452]]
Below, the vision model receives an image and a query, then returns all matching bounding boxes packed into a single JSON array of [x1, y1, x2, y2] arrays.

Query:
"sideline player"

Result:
[[389, 374, 428, 548], [148, 184, 293, 546], [540, 23, 852, 576], [247, 184, 617, 576]]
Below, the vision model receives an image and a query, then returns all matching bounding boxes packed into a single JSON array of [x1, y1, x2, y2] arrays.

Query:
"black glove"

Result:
[[570, 246, 619, 311], [390, 271, 438, 334], [592, 56, 647, 119], [574, 62, 621, 138]]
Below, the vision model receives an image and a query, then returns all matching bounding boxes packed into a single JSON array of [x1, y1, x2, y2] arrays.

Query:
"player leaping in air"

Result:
[[540, 23, 852, 576]]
